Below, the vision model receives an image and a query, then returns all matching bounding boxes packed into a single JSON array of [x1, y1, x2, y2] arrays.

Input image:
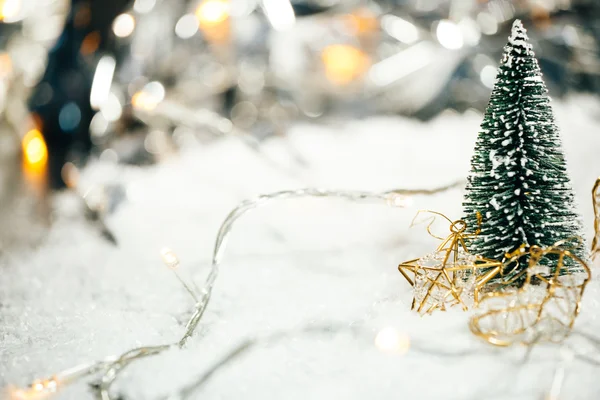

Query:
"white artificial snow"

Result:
[[488, 150, 508, 179], [1, 97, 600, 400], [525, 76, 543, 82]]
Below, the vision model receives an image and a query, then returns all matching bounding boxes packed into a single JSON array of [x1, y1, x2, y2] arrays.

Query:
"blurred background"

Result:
[[1, 0, 599, 249]]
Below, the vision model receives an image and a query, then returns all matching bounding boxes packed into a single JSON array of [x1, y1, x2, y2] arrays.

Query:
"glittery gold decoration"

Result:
[[398, 210, 592, 346], [398, 211, 503, 315], [469, 238, 590, 346], [592, 176, 600, 260]]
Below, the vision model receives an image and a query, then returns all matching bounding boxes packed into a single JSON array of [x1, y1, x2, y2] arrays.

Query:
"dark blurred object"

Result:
[[290, 1, 333, 16], [28, 0, 131, 188]]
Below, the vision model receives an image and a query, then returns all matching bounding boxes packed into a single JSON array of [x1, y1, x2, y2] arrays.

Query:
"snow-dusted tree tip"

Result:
[[511, 19, 524, 32], [508, 19, 530, 48]]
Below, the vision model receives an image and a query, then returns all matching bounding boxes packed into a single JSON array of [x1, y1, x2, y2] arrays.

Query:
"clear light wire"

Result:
[[166, 322, 482, 400], [170, 325, 600, 399], [10, 181, 464, 400], [179, 183, 464, 347]]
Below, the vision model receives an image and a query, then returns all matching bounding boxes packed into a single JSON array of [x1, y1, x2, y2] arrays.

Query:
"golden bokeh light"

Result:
[[8, 378, 57, 400], [132, 91, 157, 111], [22, 129, 48, 168], [0, 52, 12, 78], [195, 0, 230, 44], [321, 44, 370, 85], [195, 0, 229, 28], [131, 81, 166, 112], [0, 0, 21, 22], [342, 8, 378, 35]]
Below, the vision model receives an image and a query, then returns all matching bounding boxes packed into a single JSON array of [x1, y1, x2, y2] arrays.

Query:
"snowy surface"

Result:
[[2, 97, 600, 399]]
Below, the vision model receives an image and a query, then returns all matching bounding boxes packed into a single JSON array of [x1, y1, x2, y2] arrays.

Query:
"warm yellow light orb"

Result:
[[22, 129, 48, 167], [321, 44, 370, 85], [131, 82, 165, 111], [160, 248, 180, 269], [0, 0, 21, 22], [374, 327, 410, 354], [8, 378, 58, 400], [342, 8, 378, 35], [0, 52, 12, 78], [132, 91, 153, 110], [195, 0, 229, 27]]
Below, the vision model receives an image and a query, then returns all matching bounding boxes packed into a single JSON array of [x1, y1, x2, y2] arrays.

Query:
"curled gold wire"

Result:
[[469, 240, 591, 347], [409, 210, 453, 240], [398, 207, 592, 348], [398, 211, 502, 315]]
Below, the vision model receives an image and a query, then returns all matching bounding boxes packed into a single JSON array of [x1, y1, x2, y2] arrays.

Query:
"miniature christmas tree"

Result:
[[463, 20, 586, 277]]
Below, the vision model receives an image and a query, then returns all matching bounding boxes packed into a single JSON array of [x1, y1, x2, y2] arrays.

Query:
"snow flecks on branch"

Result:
[[462, 19, 587, 281]]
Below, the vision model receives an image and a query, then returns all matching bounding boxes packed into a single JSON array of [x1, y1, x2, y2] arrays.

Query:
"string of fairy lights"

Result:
[[8, 184, 464, 399], [9, 179, 600, 400]]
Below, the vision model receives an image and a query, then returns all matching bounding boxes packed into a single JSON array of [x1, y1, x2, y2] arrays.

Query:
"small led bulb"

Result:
[[160, 248, 199, 303], [386, 194, 413, 208], [375, 327, 410, 354], [161, 248, 179, 269], [32, 381, 44, 392]]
